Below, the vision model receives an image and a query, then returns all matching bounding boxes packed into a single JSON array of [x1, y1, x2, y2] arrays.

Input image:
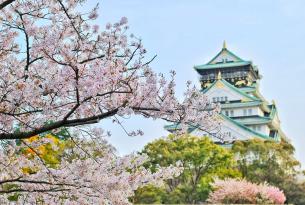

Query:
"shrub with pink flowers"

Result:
[[207, 178, 286, 204]]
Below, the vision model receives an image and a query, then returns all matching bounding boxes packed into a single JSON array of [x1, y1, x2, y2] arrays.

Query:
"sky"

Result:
[[86, 0, 305, 166]]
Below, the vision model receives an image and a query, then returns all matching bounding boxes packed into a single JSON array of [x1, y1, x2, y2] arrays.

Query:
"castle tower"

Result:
[[165, 42, 287, 143], [196, 41, 261, 89]]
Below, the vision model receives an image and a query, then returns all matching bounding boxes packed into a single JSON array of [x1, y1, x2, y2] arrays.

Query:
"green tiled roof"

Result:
[[220, 113, 272, 140], [207, 46, 244, 64], [164, 123, 181, 131], [233, 116, 271, 125], [221, 101, 262, 109], [194, 61, 251, 70], [269, 104, 277, 119], [164, 114, 276, 141], [164, 123, 198, 133], [229, 104, 278, 126], [194, 46, 251, 70], [239, 86, 257, 93]]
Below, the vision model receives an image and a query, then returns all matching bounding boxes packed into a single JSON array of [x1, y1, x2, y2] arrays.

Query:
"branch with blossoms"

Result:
[[0, 0, 224, 203], [0, 0, 221, 141], [0, 0, 15, 10], [0, 129, 183, 204]]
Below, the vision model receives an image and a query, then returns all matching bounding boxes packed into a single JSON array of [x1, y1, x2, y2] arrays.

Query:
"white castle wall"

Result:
[[221, 106, 264, 117]]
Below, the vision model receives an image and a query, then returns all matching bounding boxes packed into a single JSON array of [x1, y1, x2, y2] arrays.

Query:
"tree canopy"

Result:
[[133, 134, 240, 204], [134, 137, 305, 205], [231, 138, 305, 205]]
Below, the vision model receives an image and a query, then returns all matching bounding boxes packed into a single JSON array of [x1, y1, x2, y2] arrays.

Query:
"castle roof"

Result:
[[194, 41, 252, 70], [164, 113, 278, 141], [201, 77, 260, 101]]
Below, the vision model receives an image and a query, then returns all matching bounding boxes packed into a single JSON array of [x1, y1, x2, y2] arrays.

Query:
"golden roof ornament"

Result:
[[217, 71, 222, 80], [272, 100, 276, 105], [223, 40, 227, 49]]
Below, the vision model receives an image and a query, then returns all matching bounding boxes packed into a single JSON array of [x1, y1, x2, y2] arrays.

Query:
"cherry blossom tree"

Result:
[[0, 130, 184, 204], [0, 0, 220, 203], [207, 178, 286, 204]]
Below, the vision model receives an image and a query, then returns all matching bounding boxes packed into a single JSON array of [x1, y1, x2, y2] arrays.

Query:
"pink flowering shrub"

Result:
[[207, 178, 286, 204], [259, 184, 287, 204]]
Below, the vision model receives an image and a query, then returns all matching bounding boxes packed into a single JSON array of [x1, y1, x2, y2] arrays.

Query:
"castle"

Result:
[[165, 42, 286, 143]]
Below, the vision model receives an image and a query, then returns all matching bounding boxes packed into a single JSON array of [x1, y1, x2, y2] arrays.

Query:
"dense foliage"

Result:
[[133, 137, 304, 204], [133, 135, 240, 204], [232, 138, 305, 205], [232, 139, 299, 184]]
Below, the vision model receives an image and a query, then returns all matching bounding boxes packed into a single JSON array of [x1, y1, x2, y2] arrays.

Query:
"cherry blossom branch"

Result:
[[0, 107, 120, 139], [0, 0, 15, 10], [0, 1, 221, 202]]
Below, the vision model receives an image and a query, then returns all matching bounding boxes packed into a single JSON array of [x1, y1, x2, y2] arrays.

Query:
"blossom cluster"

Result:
[[207, 178, 286, 204], [0, 0, 220, 140], [0, 130, 183, 204], [0, 0, 220, 203]]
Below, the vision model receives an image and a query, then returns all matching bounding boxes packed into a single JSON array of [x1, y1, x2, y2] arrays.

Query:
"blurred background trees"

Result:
[[133, 135, 305, 204]]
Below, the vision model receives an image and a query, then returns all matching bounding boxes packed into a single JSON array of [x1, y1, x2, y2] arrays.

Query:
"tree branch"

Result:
[[0, 0, 15, 10], [0, 107, 121, 140]]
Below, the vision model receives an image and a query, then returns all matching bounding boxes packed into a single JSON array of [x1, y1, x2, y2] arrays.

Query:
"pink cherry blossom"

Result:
[[0, 0, 220, 141], [0, 0, 222, 203], [208, 178, 286, 204], [0, 130, 183, 204]]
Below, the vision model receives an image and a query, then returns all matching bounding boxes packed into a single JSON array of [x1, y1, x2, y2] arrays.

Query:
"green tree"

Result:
[[231, 138, 305, 205], [133, 134, 240, 204], [280, 177, 305, 205]]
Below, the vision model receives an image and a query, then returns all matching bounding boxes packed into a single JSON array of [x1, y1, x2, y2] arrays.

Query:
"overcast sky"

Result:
[[86, 0, 305, 166]]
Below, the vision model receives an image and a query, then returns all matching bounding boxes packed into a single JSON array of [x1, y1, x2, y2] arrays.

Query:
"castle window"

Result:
[[225, 110, 229, 116], [212, 97, 216, 102], [243, 109, 253, 116], [225, 96, 228, 102], [220, 97, 224, 102], [248, 109, 252, 115], [236, 72, 241, 77], [243, 109, 247, 116], [252, 125, 261, 132], [202, 75, 208, 80], [230, 110, 234, 117], [257, 126, 261, 131]]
